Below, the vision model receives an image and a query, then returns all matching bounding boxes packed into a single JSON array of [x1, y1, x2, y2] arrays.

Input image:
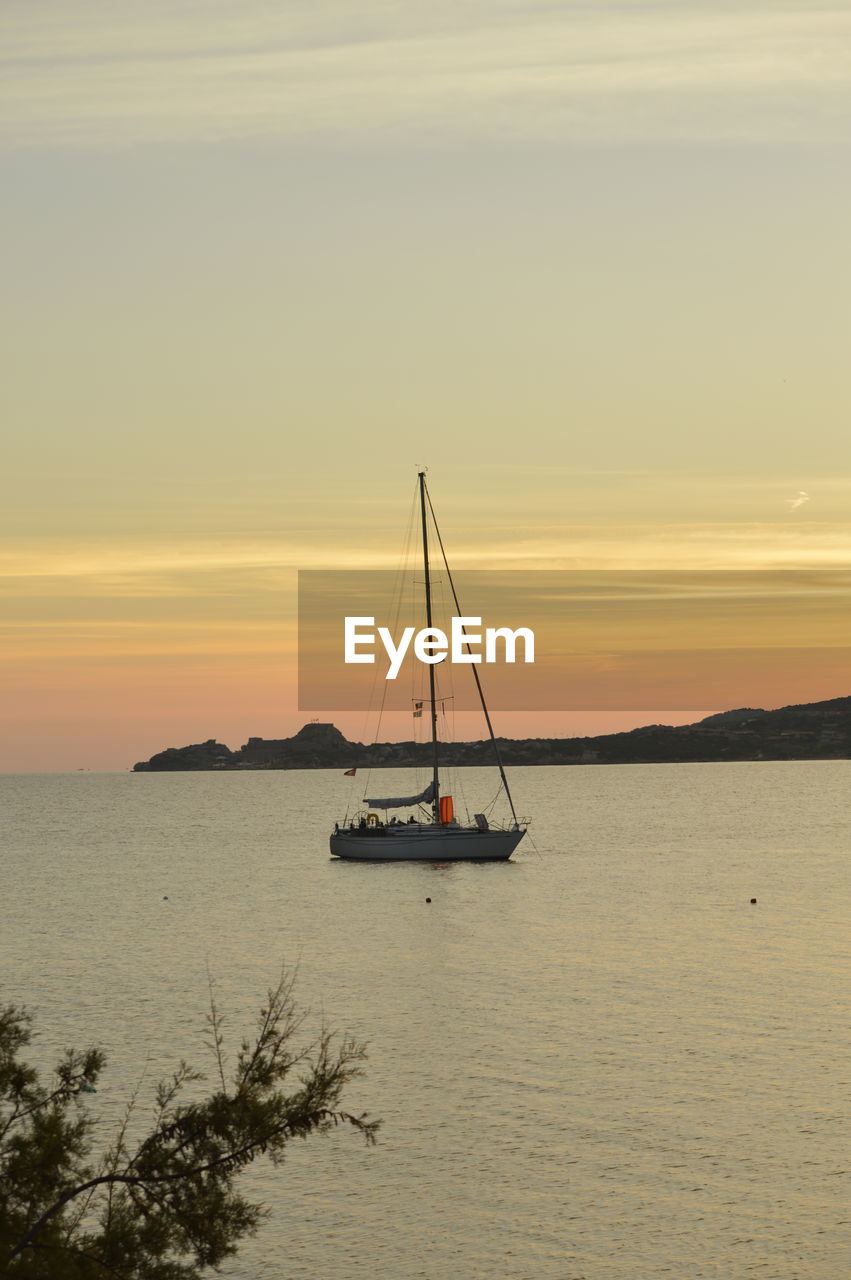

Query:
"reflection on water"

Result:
[[1, 763, 848, 1278]]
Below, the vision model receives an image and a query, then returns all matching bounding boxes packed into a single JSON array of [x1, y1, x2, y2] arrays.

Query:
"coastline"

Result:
[[132, 696, 851, 771]]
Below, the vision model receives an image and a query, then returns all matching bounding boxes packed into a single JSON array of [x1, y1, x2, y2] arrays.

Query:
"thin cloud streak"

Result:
[[3, 2, 850, 147], [2, 523, 851, 596]]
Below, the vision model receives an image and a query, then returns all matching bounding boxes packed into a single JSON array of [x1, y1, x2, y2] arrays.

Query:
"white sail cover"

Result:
[[364, 781, 435, 809]]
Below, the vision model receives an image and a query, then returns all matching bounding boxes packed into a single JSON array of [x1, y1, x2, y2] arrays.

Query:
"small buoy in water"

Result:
[[750, 897, 757, 904], [425, 897, 431, 903], [163, 895, 169, 900]]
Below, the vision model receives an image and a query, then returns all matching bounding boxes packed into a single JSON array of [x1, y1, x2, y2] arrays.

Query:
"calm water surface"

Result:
[[1, 763, 848, 1278]]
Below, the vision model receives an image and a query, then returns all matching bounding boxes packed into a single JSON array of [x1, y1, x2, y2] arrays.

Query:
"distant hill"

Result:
[[696, 707, 765, 727], [132, 696, 851, 770]]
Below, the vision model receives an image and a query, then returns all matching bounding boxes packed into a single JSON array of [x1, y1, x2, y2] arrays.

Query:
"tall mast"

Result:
[[425, 483, 521, 828], [419, 471, 440, 818]]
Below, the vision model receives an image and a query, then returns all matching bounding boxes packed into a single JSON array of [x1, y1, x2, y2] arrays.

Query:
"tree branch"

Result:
[[7, 1105, 377, 1262]]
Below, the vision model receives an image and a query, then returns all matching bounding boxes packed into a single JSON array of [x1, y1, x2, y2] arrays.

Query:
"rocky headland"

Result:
[[132, 696, 851, 770]]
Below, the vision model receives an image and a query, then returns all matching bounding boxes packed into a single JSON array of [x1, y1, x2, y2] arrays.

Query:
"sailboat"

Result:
[[329, 472, 528, 862]]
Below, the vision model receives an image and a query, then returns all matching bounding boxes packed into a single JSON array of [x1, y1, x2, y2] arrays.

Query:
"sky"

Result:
[[2, 1, 850, 769]]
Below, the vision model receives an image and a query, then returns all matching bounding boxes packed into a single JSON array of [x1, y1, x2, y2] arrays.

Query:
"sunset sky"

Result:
[[3, 1, 850, 770]]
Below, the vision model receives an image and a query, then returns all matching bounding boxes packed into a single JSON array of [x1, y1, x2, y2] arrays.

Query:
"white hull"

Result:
[[330, 825, 525, 862]]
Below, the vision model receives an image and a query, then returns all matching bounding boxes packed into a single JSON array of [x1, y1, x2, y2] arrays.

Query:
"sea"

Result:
[[1, 762, 848, 1279]]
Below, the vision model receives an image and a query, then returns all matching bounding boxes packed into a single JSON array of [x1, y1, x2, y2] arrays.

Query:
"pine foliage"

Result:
[[0, 972, 378, 1278]]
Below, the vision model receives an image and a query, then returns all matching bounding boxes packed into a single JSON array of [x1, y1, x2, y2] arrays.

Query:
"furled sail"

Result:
[[364, 781, 435, 809]]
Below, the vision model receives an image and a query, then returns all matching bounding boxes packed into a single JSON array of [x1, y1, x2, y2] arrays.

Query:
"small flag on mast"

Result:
[[343, 767, 357, 776]]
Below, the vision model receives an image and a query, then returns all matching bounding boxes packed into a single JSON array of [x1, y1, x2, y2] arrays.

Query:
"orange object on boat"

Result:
[[438, 795, 454, 824]]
